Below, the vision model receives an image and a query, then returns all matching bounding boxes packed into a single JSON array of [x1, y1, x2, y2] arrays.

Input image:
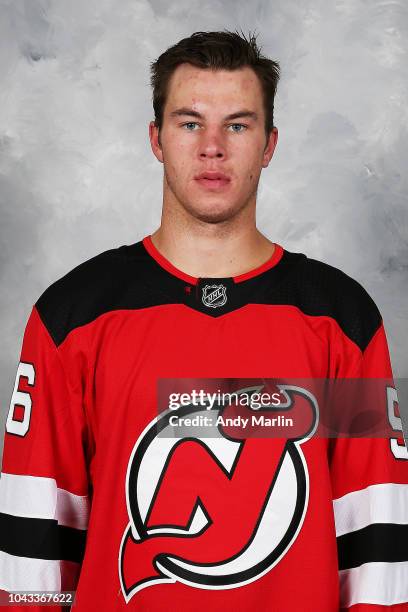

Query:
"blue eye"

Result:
[[229, 124, 247, 132], [182, 122, 199, 130], [180, 122, 248, 132]]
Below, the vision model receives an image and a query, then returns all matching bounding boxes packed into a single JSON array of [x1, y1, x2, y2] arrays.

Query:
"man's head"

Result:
[[148, 30, 280, 225]]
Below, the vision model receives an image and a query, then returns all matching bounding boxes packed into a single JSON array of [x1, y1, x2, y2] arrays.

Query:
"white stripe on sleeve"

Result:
[[339, 561, 408, 607], [0, 550, 81, 592], [333, 482, 408, 536], [0, 472, 89, 530]]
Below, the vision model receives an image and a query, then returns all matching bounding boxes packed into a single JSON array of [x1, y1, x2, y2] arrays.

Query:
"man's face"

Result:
[[149, 63, 278, 224]]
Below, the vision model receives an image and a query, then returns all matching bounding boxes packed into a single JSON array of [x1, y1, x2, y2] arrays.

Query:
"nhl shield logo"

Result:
[[202, 284, 227, 308]]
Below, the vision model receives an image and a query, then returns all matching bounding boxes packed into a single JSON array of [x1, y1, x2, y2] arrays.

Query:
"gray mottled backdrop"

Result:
[[1, 1, 407, 456]]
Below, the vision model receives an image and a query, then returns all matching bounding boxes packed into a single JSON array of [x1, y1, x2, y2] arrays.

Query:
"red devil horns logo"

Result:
[[119, 384, 318, 602]]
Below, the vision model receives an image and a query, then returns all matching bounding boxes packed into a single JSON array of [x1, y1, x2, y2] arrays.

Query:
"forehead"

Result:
[[165, 63, 264, 115]]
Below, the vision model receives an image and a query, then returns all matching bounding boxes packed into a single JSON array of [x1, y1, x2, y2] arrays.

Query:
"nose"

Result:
[[199, 129, 226, 159]]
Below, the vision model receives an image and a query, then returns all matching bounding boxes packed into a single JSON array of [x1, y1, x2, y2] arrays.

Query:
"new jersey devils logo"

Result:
[[119, 384, 318, 603]]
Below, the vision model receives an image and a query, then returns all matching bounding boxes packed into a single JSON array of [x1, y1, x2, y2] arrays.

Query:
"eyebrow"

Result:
[[169, 107, 259, 122]]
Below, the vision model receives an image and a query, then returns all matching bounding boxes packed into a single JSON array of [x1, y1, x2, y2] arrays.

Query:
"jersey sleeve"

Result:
[[329, 320, 408, 611], [0, 306, 91, 610]]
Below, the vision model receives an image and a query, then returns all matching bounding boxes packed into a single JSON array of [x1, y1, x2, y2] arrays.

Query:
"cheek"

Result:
[[167, 148, 187, 170], [235, 148, 260, 181]]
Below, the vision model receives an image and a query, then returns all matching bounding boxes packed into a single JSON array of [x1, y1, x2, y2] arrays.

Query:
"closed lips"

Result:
[[195, 173, 230, 181]]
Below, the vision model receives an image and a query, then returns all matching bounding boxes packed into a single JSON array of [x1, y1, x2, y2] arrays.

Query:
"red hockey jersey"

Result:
[[1, 235, 407, 611]]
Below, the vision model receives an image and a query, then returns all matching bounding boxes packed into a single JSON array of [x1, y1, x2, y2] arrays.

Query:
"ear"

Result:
[[149, 121, 164, 163], [262, 127, 278, 168]]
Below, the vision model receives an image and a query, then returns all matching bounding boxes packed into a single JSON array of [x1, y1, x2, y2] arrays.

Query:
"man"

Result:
[[1, 29, 407, 611]]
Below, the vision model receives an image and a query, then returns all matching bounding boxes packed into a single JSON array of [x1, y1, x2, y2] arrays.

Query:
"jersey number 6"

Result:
[[6, 361, 36, 437]]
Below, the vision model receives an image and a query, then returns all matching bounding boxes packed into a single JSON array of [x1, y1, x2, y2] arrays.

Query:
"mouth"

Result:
[[194, 173, 231, 190]]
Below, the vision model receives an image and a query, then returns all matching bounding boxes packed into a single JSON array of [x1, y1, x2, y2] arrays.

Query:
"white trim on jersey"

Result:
[[339, 561, 408, 607], [0, 550, 80, 592], [333, 482, 408, 536], [0, 472, 89, 530]]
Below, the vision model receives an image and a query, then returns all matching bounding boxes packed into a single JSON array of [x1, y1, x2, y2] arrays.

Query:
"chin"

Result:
[[186, 204, 240, 224]]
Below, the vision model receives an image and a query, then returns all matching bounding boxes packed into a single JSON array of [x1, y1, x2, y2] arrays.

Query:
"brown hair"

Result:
[[150, 29, 280, 140]]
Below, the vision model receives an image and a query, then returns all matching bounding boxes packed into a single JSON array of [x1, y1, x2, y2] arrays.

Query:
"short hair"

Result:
[[149, 29, 280, 139]]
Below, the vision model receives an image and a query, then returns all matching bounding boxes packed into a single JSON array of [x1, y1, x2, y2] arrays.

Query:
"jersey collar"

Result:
[[142, 234, 284, 285], [135, 234, 295, 318]]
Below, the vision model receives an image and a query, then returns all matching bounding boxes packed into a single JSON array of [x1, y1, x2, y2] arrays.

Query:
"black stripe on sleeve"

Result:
[[337, 523, 408, 570], [0, 512, 86, 563]]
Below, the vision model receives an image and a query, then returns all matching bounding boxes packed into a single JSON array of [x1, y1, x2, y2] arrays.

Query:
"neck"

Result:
[[150, 218, 275, 279]]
